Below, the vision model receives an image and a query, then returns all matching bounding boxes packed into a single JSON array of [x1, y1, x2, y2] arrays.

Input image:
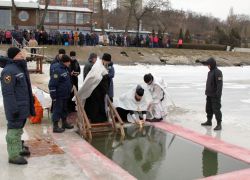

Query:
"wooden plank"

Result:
[[76, 105, 87, 138], [74, 86, 91, 130], [91, 129, 115, 133], [73, 86, 92, 139], [106, 95, 124, 125], [109, 103, 118, 131], [106, 95, 125, 136], [91, 123, 112, 127]]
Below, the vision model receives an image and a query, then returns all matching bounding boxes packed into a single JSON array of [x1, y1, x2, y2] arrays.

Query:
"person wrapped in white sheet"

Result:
[[144, 73, 168, 122]]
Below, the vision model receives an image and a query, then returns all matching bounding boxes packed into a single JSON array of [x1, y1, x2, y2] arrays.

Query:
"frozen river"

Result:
[[103, 64, 250, 150], [40, 63, 250, 150]]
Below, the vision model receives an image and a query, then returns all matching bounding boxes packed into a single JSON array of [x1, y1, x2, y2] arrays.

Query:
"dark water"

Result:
[[86, 125, 250, 180]]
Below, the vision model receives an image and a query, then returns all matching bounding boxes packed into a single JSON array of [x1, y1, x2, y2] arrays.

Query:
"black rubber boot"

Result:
[[22, 140, 29, 150], [9, 156, 27, 165], [20, 148, 30, 156], [214, 123, 222, 130], [201, 120, 212, 126], [53, 121, 65, 133], [61, 119, 74, 129]]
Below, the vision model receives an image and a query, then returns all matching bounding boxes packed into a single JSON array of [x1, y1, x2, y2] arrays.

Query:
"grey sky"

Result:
[[1, 0, 249, 20], [171, 0, 250, 20]]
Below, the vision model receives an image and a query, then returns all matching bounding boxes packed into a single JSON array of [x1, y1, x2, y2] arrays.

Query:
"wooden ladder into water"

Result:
[[73, 86, 125, 140]]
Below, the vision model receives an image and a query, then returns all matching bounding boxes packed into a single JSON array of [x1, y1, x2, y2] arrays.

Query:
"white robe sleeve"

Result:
[[150, 84, 163, 104]]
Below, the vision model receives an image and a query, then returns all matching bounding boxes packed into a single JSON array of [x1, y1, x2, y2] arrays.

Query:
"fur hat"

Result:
[[70, 51, 76, 56], [102, 53, 111, 62], [60, 55, 71, 63], [59, 48, 66, 55]]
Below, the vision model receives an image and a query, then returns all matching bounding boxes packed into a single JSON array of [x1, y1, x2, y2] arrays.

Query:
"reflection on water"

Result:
[[202, 148, 218, 177], [85, 125, 250, 180]]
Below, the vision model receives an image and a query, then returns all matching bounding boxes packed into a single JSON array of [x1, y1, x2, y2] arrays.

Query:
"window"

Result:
[[56, 0, 61, 5], [19, 11, 29, 21], [83, 0, 88, 6], [44, 12, 49, 23], [50, 12, 58, 23], [76, 13, 83, 24], [59, 12, 67, 24], [66, 26, 74, 30], [94, 1, 98, 13], [83, 13, 90, 25], [67, 13, 75, 24], [0, 10, 11, 26], [68, 1, 72, 6], [59, 26, 67, 30], [83, 27, 91, 31]]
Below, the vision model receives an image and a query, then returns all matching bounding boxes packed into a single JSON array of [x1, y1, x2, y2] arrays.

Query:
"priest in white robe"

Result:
[[113, 85, 148, 124], [76, 53, 111, 123]]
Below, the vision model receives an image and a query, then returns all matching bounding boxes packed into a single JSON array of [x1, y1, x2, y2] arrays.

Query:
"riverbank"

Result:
[[1, 44, 250, 66]]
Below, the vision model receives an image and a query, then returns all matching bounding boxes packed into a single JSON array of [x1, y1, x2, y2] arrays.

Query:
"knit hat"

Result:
[[136, 85, 144, 96], [102, 53, 111, 62], [144, 74, 153, 83], [60, 55, 71, 63], [8, 47, 21, 59], [88, 53, 97, 61], [59, 48, 66, 55], [70, 51, 76, 56]]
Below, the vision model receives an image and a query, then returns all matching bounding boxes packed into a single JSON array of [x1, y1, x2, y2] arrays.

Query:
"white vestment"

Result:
[[73, 58, 108, 103], [113, 86, 151, 122], [147, 74, 168, 119]]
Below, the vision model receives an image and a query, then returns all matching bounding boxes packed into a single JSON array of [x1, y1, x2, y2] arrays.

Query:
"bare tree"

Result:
[[125, 0, 167, 35], [38, 0, 50, 30], [123, 0, 136, 35], [103, 0, 112, 10], [11, 0, 18, 29], [236, 14, 250, 36], [100, 0, 105, 34], [152, 3, 175, 36]]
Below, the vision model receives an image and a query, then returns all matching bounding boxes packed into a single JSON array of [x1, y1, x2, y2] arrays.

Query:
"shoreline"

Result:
[[1, 44, 250, 66]]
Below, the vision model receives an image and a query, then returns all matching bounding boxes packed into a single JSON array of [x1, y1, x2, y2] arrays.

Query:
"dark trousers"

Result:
[[116, 107, 130, 122], [7, 119, 26, 129], [206, 96, 222, 123], [80, 40, 84, 46], [52, 99, 68, 122], [31, 48, 36, 57]]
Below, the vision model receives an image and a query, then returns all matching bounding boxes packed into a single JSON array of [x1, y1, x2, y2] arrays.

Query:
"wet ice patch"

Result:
[[241, 99, 250, 104], [224, 84, 249, 89], [168, 85, 191, 89]]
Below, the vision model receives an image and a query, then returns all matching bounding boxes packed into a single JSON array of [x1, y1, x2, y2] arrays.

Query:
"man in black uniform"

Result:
[[50, 48, 66, 75], [0, 47, 36, 164], [201, 57, 223, 130], [68, 51, 81, 112], [49, 55, 73, 133]]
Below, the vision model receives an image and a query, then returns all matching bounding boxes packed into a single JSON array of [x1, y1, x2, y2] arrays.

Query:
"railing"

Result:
[[73, 86, 125, 140], [12, 37, 22, 49]]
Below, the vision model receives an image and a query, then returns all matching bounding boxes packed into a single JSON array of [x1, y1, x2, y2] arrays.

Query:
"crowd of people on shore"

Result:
[[0, 29, 182, 48]]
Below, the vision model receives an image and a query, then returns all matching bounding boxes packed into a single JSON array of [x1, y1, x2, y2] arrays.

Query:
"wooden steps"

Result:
[[73, 86, 125, 140]]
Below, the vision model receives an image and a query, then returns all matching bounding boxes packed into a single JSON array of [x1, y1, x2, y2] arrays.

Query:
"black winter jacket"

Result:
[[49, 62, 72, 100], [0, 56, 35, 127], [205, 57, 223, 98]]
